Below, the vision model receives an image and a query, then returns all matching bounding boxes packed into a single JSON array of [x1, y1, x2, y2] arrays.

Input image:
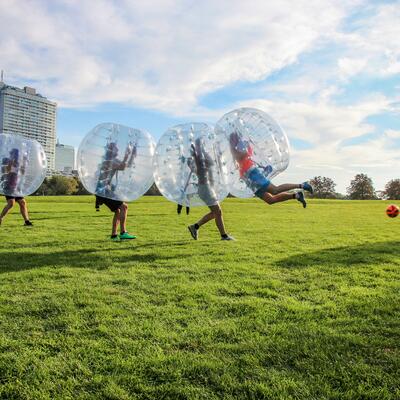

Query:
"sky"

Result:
[[1, 0, 399, 193]]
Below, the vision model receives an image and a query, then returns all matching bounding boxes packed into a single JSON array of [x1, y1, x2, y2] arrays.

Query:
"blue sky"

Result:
[[1, 0, 399, 192]]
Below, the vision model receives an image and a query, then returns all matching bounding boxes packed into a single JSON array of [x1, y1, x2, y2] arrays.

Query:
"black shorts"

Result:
[[95, 195, 123, 212], [5, 196, 24, 201]]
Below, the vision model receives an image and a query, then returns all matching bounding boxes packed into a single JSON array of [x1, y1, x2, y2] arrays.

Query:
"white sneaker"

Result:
[[221, 235, 235, 241]]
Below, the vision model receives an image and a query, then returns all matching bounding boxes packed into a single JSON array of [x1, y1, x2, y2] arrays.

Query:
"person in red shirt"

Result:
[[229, 132, 313, 207]]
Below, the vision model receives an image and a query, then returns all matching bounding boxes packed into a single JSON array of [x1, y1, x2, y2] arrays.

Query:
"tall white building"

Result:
[[55, 141, 75, 174], [0, 79, 57, 173]]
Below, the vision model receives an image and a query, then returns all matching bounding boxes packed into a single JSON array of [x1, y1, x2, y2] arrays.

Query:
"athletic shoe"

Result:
[[119, 232, 136, 240], [296, 191, 307, 208], [221, 235, 235, 241], [24, 220, 33, 226], [188, 225, 198, 240], [302, 182, 313, 194], [111, 235, 120, 242]]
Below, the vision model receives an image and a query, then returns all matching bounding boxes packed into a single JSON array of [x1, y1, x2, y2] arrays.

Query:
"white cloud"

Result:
[[1, 0, 398, 192], [338, 57, 368, 80], [223, 96, 399, 192], [0, 0, 356, 112]]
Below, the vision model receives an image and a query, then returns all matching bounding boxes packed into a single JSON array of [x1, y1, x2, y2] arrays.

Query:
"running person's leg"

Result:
[[267, 182, 313, 195], [267, 183, 301, 194], [119, 203, 127, 234], [0, 198, 15, 225], [260, 187, 307, 208], [16, 198, 32, 225], [188, 204, 234, 240], [112, 208, 121, 237], [118, 203, 136, 240], [193, 205, 225, 232]]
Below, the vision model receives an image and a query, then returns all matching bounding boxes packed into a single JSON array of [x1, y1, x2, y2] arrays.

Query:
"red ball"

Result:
[[386, 204, 399, 218]]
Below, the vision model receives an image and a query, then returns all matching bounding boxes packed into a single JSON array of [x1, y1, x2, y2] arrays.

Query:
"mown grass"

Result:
[[0, 196, 399, 399]]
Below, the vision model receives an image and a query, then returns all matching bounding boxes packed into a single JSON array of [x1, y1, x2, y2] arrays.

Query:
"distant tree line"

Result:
[[34, 176, 161, 196], [308, 174, 400, 200], [34, 174, 399, 200]]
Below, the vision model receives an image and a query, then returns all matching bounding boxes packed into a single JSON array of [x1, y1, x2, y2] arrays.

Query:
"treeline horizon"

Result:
[[32, 174, 400, 200]]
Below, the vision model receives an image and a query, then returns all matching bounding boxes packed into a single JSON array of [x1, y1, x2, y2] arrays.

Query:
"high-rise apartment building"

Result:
[[0, 79, 57, 173], [55, 141, 75, 174]]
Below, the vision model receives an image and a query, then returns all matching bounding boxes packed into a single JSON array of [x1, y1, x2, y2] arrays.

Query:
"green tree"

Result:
[[383, 179, 400, 200], [35, 176, 78, 195], [347, 174, 376, 200], [309, 176, 337, 198], [145, 183, 161, 196], [72, 176, 91, 195]]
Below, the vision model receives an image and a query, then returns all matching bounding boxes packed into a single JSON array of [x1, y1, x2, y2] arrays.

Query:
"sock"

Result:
[[111, 234, 118, 238], [221, 233, 228, 239], [194, 223, 200, 230]]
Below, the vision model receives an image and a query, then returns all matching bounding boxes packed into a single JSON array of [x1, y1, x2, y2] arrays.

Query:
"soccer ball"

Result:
[[386, 204, 399, 218]]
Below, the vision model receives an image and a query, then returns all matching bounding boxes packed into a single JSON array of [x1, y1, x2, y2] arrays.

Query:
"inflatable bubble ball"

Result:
[[77, 123, 156, 202], [215, 107, 290, 198], [153, 122, 230, 207], [0, 133, 47, 197]]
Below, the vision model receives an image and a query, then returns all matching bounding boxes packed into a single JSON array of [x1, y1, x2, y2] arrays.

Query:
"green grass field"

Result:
[[0, 196, 399, 399]]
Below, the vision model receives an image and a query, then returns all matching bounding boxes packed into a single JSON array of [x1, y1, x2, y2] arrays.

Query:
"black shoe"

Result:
[[296, 192, 307, 208], [221, 235, 235, 241], [188, 225, 198, 240], [24, 220, 33, 226]]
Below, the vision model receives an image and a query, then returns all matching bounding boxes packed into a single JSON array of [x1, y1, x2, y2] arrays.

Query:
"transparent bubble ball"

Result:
[[0, 133, 47, 197], [153, 123, 230, 207], [77, 123, 155, 201], [215, 108, 290, 198]]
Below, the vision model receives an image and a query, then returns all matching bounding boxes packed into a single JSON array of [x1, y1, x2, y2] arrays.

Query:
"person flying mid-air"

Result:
[[229, 132, 313, 206], [95, 141, 137, 241], [0, 148, 33, 226], [187, 137, 234, 241]]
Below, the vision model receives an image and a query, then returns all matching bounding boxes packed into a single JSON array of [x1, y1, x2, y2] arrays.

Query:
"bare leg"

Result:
[[196, 204, 227, 236], [261, 191, 294, 204], [119, 203, 128, 233], [17, 199, 30, 222], [196, 211, 215, 227], [112, 209, 121, 236], [268, 183, 300, 194], [209, 204, 227, 236], [0, 199, 15, 224]]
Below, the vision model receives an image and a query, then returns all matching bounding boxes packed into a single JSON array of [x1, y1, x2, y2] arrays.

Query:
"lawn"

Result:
[[0, 196, 399, 399]]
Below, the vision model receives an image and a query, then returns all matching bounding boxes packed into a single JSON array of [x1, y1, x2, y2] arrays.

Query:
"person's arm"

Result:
[[115, 159, 127, 171], [127, 144, 137, 168]]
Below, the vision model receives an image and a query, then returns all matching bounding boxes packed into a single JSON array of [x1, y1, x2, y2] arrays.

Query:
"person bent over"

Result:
[[95, 196, 136, 241], [0, 196, 33, 226]]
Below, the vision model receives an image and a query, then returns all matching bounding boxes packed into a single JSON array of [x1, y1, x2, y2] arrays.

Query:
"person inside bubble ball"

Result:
[[0, 148, 33, 226], [187, 138, 234, 241], [94, 141, 137, 241], [229, 132, 313, 207]]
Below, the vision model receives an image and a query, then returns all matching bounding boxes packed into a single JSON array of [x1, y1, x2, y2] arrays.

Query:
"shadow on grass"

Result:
[[0, 241, 192, 273], [275, 241, 400, 268]]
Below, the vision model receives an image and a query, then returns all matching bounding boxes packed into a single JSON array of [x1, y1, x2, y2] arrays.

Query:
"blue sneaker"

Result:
[[302, 182, 313, 194], [296, 191, 307, 208]]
